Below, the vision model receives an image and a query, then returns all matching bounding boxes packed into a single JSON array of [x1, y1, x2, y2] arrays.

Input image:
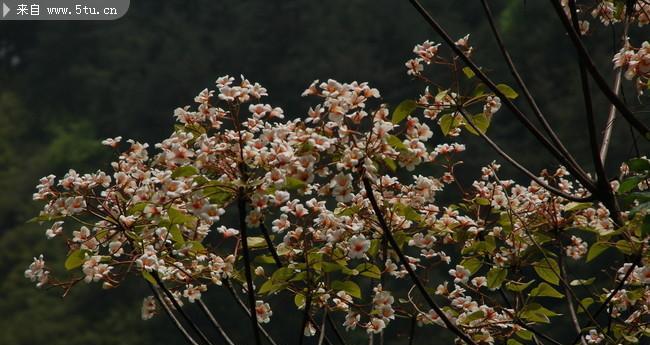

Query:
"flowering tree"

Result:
[[24, 1, 650, 344]]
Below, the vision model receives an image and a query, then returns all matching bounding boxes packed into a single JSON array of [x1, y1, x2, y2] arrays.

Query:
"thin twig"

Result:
[[151, 273, 215, 345], [479, 0, 586, 181], [408, 0, 598, 191], [457, 107, 593, 202], [147, 282, 201, 345], [560, 256, 588, 345], [567, 0, 622, 225], [548, 0, 650, 138], [224, 279, 279, 345], [600, 21, 628, 163], [260, 223, 282, 268], [318, 309, 329, 345], [197, 299, 237, 345]]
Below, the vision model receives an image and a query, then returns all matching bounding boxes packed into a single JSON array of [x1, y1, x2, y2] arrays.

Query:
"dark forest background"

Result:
[[0, 1, 647, 344]]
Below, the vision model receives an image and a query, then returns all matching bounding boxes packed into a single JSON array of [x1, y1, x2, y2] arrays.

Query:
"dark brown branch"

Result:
[[548, 0, 650, 139], [569, 256, 641, 345], [457, 107, 593, 202], [326, 314, 348, 345], [408, 315, 416, 345], [197, 299, 237, 345], [225, 279, 279, 345], [560, 256, 588, 345], [361, 176, 478, 345], [408, 0, 598, 192], [298, 291, 313, 345], [151, 273, 216, 345], [147, 282, 201, 345], [237, 188, 263, 345], [566, 0, 622, 224], [479, 0, 588, 183], [260, 223, 282, 268]]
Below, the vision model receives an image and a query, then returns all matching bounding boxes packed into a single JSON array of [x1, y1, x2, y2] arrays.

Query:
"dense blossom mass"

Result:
[[26, 1, 650, 344]]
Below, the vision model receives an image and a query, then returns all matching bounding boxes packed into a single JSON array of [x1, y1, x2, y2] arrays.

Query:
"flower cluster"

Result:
[[25, 26, 650, 345]]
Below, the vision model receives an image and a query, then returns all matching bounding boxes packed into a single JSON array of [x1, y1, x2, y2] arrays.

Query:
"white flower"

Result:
[[45, 221, 64, 239], [348, 234, 370, 259], [255, 300, 272, 323], [449, 265, 471, 284], [141, 296, 157, 320], [366, 318, 386, 334], [584, 330, 603, 344]]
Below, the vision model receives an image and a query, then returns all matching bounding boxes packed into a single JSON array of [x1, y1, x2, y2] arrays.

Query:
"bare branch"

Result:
[[408, 0, 598, 191], [147, 282, 201, 345], [548, 0, 650, 139]]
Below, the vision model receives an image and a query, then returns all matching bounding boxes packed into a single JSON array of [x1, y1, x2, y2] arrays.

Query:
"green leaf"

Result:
[[65, 249, 87, 270], [496, 84, 519, 99], [587, 242, 609, 262], [487, 268, 508, 289], [515, 330, 534, 341], [255, 255, 277, 265], [355, 263, 382, 279], [563, 202, 593, 212], [520, 303, 560, 324], [615, 240, 634, 255], [246, 236, 267, 249], [507, 340, 524, 345], [627, 158, 650, 173], [506, 280, 534, 292], [169, 224, 185, 244], [619, 176, 643, 193], [462, 67, 475, 79], [475, 197, 490, 206], [127, 202, 147, 215], [530, 282, 564, 298], [464, 113, 491, 135], [284, 176, 307, 190], [171, 165, 199, 178], [465, 310, 484, 323], [383, 158, 397, 172], [460, 257, 483, 274], [533, 259, 560, 285], [570, 277, 596, 286], [391, 99, 417, 124], [332, 280, 362, 299], [577, 297, 594, 313], [641, 214, 650, 238], [258, 279, 280, 294], [270, 267, 295, 283], [142, 271, 157, 286], [168, 207, 195, 226], [438, 113, 456, 136], [394, 203, 422, 222], [435, 90, 449, 102], [386, 135, 407, 151], [294, 293, 306, 308]]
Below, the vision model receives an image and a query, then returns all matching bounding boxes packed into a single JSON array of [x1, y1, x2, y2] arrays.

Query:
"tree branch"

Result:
[[567, 0, 622, 225], [197, 299, 237, 345], [225, 279, 279, 345], [361, 176, 478, 345], [479, 0, 587, 182], [147, 282, 201, 345], [548, 0, 650, 139], [151, 273, 215, 345], [237, 187, 263, 345], [408, 0, 598, 191], [457, 107, 593, 202]]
